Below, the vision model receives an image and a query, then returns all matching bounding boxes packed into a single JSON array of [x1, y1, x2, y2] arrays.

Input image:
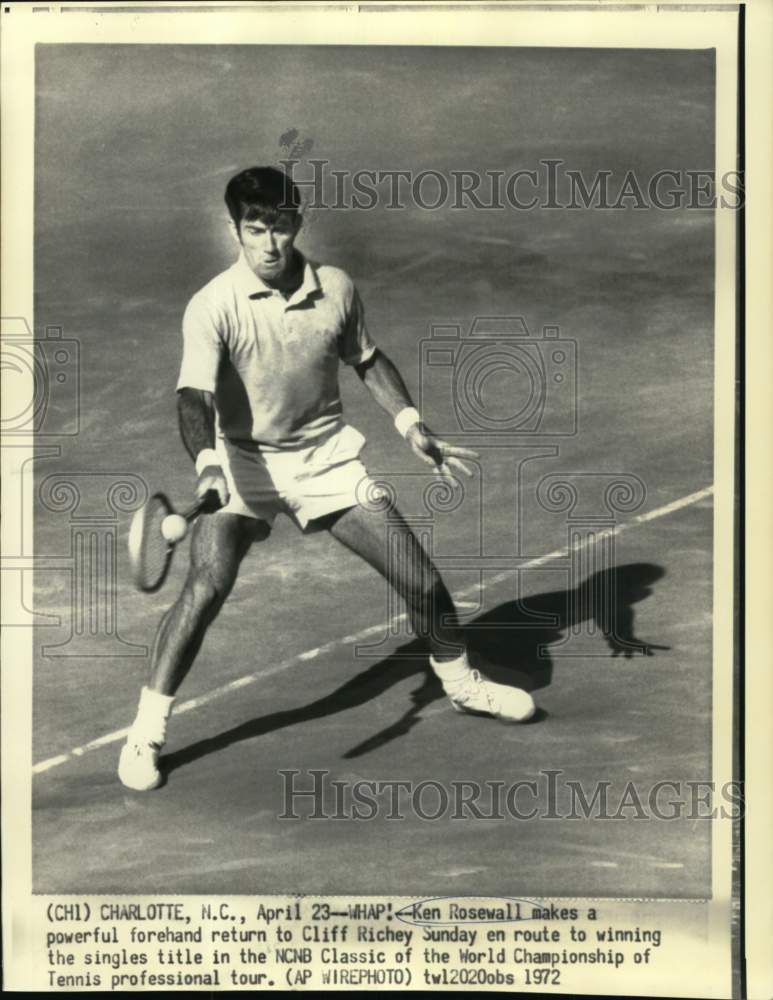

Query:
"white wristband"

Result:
[[195, 448, 221, 476], [394, 407, 421, 438]]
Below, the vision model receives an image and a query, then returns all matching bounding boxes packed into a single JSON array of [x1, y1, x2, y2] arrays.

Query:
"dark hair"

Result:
[[224, 166, 301, 227]]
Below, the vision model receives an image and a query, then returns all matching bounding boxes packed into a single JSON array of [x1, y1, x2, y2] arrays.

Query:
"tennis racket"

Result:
[[127, 490, 220, 593]]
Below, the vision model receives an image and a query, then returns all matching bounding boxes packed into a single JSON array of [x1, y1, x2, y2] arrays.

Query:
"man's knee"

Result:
[[182, 566, 231, 612]]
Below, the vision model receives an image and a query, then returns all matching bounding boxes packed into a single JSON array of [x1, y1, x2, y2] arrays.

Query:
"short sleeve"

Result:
[[339, 285, 377, 366], [176, 293, 224, 393]]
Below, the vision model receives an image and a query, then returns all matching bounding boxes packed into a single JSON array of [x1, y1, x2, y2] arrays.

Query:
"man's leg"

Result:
[[325, 501, 463, 661], [119, 511, 267, 790], [150, 511, 267, 694], [325, 502, 536, 722]]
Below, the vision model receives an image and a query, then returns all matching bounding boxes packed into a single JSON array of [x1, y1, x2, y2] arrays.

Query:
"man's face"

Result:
[[233, 211, 301, 284]]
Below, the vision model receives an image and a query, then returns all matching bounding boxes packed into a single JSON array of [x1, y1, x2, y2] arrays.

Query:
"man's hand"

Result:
[[196, 463, 229, 510], [607, 635, 671, 658], [405, 423, 479, 479]]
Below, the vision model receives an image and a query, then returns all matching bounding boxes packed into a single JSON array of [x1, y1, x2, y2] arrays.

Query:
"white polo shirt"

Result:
[[176, 251, 376, 449]]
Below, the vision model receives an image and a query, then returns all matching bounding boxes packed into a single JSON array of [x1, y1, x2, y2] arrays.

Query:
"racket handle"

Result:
[[182, 489, 222, 521]]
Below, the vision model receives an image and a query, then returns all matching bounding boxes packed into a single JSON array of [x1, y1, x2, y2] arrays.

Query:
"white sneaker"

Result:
[[118, 734, 163, 791], [447, 669, 536, 723]]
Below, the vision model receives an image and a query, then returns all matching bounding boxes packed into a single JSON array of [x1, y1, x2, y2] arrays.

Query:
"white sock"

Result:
[[430, 650, 472, 693], [130, 686, 175, 746]]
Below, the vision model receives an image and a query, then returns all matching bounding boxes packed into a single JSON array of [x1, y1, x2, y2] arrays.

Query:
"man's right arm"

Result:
[[176, 387, 229, 508], [177, 387, 216, 460]]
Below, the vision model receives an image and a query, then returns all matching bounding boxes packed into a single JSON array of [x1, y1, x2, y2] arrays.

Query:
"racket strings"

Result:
[[130, 494, 173, 591]]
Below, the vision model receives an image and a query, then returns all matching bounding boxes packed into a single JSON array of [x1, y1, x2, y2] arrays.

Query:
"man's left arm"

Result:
[[354, 348, 478, 479]]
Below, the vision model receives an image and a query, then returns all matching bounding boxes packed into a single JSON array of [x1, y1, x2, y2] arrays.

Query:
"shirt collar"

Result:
[[233, 250, 321, 305]]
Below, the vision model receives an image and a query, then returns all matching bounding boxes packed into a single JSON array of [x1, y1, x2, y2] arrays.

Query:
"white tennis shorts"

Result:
[[215, 423, 373, 529]]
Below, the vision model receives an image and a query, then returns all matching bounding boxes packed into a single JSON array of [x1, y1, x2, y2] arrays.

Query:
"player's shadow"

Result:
[[161, 561, 667, 775]]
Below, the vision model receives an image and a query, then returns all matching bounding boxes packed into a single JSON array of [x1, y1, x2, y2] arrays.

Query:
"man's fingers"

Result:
[[440, 443, 479, 460], [414, 447, 459, 481], [197, 474, 229, 510], [446, 456, 474, 477], [197, 479, 218, 497], [412, 445, 438, 468], [411, 438, 474, 481]]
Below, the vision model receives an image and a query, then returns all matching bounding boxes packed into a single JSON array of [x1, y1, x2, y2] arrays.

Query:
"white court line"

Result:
[[591, 861, 685, 870], [32, 484, 714, 776]]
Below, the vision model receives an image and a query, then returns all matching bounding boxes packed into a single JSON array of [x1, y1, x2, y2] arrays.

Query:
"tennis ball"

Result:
[[161, 514, 188, 543]]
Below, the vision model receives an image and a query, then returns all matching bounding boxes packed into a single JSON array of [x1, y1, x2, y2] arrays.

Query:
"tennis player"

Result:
[[119, 166, 536, 791]]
